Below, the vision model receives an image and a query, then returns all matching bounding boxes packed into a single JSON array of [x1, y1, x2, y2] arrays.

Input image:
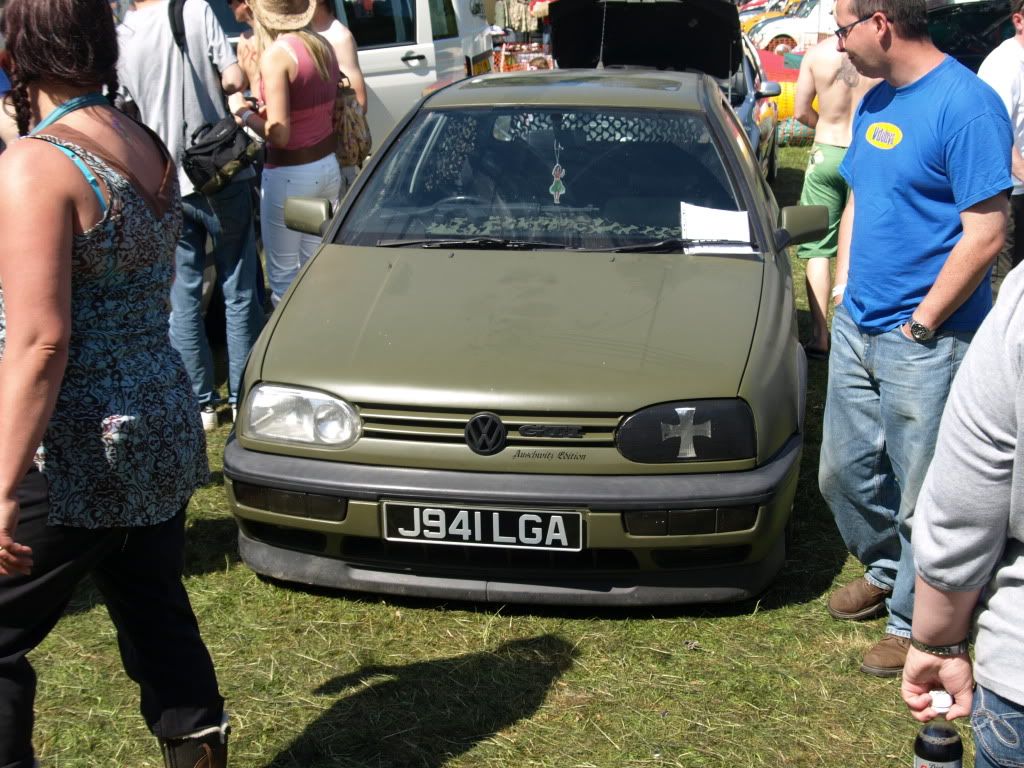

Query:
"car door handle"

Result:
[[401, 52, 427, 62]]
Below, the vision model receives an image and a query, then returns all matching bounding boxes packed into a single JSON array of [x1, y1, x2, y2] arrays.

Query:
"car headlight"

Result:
[[616, 400, 755, 462], [245, 384, 362, 448]]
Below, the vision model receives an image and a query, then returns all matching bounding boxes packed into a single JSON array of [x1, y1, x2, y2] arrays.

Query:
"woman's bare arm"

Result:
[[0, 139, 76, 573]]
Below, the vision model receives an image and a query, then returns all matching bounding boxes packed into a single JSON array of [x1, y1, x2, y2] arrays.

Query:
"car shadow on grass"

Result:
[[264, 634, 577, 768]]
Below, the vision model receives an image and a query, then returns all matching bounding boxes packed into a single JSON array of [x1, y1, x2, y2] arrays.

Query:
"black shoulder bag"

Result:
[[170, 0, 258, 195]]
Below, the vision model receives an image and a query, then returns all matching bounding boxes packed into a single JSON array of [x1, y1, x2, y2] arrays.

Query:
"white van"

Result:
[[212, 0, 492, 146]]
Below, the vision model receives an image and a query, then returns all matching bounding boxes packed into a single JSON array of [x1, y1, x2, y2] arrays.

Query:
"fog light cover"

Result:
[[232, 481, 348, 521], [616, 400, 755, 462]]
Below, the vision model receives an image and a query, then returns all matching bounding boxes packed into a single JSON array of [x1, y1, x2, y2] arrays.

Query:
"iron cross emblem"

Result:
[[660, 407, 712, 459]]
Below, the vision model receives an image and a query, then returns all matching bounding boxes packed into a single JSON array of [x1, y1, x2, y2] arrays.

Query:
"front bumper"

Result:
[[224, 433, 802, 605]]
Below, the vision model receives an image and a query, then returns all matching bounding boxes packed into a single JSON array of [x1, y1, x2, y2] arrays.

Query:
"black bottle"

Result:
[[913, 691, 963, 768]]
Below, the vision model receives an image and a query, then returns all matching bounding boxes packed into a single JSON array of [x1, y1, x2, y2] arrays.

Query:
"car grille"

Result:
[[357, 404, 621, 448]]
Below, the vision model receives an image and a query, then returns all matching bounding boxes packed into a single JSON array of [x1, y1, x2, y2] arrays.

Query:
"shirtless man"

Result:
[[794, 39, 880, 358]]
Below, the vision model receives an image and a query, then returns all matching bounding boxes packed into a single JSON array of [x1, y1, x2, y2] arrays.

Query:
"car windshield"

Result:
[[337, 106, 746, 251]]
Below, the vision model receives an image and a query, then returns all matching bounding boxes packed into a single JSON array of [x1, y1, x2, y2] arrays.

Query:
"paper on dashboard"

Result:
[[679, 202, 755, 253]]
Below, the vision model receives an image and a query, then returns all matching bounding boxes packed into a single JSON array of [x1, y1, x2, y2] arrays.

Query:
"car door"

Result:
[[336, 0, 438, 145]]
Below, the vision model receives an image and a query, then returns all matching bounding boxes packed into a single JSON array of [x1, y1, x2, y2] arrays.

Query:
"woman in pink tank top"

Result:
[[236, 0, 342, 305]]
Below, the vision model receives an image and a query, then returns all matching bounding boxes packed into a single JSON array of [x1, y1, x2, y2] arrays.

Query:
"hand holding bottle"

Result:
[[902, 646, 974, 722]]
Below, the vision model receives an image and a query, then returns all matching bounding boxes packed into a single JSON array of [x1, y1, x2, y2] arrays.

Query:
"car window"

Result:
[[338, 107, 744, 250], [720, 97, 777, 218], [342, 0, 416, 47], [744, 43, 763, 92], [718, 46, 754, 106], [428, 0, 459, 39]]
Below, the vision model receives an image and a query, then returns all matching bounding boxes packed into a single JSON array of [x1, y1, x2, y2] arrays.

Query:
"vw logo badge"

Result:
[[465, 412, 507, 456]]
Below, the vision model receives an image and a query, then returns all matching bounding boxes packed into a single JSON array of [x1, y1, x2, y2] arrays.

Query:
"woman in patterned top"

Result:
[[0, 1, 228, 766]]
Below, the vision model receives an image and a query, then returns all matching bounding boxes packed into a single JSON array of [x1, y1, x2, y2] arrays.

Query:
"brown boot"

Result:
[[827, 576, 891, 620], [860, 634, 909, 677], [159, 718, 229, 768]]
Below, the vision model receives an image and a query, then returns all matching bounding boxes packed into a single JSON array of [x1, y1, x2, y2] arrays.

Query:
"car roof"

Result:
[[423, 69, 712, 112]]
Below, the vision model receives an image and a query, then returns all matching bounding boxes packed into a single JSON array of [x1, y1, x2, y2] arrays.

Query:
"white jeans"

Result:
[[260, 154, 343, 305]]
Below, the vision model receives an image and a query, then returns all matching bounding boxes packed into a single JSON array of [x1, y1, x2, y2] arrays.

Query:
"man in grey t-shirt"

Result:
[[118, 0, 263, 431], [901, 266, 1024, 766]]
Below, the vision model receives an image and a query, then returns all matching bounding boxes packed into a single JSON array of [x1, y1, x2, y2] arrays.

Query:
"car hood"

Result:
[[927, 0, 1010, 71], [550, 0, 743, 79], [259, 247, 765, 413]]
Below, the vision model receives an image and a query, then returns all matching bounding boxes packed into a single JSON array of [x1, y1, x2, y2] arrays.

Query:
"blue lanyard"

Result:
[[30, 92, 107, 135]]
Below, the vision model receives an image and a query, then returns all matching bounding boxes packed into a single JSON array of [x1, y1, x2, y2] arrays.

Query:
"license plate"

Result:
[[382, 502, 583, 552]]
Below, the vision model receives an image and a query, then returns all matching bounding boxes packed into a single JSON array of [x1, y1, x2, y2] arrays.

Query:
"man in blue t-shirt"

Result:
[[818, 0, 1012, 678]]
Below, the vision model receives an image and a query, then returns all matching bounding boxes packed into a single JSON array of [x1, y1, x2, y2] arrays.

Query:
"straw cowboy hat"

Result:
[[249, 0, 316, 30]]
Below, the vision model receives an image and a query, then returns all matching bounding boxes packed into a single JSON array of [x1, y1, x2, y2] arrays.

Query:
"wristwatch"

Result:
[[910, 637, 970, 657], [909, 319, 935, 342]]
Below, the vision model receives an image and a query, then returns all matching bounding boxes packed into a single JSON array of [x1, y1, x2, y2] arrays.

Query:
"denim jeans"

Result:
[[818, 304, 971, 637], [169, 180, 264, 406], [972, 685, 1024, 768], [260, 154, 342, 306]]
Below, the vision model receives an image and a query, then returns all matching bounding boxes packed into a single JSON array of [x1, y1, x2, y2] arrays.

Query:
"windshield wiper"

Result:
[[376, 237, 568, 250], [600, 238, 753, 253]]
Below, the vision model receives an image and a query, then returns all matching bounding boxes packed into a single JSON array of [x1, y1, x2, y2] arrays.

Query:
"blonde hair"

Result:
[[253, 22, 335, 82]]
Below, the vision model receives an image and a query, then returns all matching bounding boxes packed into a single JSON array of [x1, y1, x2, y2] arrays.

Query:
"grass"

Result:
[[28, 146, 970, 767]]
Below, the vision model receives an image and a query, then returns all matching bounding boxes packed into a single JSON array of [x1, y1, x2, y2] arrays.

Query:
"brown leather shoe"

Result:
[[827, 577, 891, 620], [860, 634, 910, 677]]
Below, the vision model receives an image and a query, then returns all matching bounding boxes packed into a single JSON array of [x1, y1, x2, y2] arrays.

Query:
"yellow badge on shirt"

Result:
[[865, 122, 903, 150]]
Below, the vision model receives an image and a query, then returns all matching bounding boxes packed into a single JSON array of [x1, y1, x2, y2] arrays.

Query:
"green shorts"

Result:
[[796, 143, 849, 260]]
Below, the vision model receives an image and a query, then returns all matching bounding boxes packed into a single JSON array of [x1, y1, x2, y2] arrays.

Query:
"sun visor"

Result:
[[550, 0, 743, 79]]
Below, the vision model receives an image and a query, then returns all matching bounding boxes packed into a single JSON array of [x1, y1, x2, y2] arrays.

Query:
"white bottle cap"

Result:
[[930, 690, 953, 713]]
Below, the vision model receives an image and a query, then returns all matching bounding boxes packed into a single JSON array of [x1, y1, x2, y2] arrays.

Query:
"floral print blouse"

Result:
[[0, 132, 209, 528]]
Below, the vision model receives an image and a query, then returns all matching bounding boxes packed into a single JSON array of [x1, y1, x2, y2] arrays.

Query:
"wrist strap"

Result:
[[910, 637, 970, 657]]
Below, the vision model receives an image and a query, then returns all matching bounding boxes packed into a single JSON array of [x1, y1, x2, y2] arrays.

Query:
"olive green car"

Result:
[[224, 69, 827, 605]]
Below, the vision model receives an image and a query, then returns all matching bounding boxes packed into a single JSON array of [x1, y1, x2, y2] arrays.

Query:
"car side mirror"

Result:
[[757, 81, 782, 98], [774, 205, 828, 250], [284, 196, 333, 236]]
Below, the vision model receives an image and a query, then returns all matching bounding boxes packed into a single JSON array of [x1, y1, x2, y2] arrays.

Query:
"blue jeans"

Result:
[[818, 304, 971, 637], [972, 685, 1024, 768], [169, 180, 264, 406]]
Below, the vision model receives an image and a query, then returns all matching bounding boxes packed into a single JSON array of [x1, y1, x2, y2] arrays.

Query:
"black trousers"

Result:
[[0, 470, 224, 768]]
